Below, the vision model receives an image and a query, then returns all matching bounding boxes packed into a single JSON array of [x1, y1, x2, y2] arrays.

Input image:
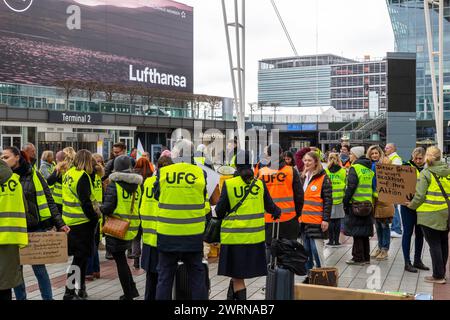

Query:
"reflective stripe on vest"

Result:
[[259, 166, 296, 223], [230, 155, 237, 168], [157, 163, 206, 237], [351, 164, 374, 203], [52, 181, 63, 205], [140, 176, 158, 246], [389, 154, 402, 164], [0, 173, 28, 247], [300, 175, 325, 225], [112, 183, 141, 241], [222, 177, 265, 245], [417, 173, 450, 215], [32, 169, 52, 221], [325, 168, 347, 205], [92, 174, 103, 203], [62, 167, 91, 226]]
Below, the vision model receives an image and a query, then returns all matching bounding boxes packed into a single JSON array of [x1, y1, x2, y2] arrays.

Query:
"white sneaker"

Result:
[[390, 231, 402, 238]]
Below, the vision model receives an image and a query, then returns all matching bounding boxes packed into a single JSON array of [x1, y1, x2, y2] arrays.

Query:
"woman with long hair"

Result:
[[300, 151, 332, 281]]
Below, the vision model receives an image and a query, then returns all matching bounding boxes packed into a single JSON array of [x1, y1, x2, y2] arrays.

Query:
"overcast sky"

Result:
[[181, 0, 395, 103]]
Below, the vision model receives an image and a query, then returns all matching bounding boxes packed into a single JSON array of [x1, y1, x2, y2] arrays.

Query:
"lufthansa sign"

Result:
[[48, 111, 101, 125]]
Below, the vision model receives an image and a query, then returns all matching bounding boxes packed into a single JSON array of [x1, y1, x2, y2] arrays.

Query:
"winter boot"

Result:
[[226, 280, 234, 300], [63, 287, 82, 301], [234, 288, 247, 300], [370, 248, 381, 259], [376, 250, 388, 261]]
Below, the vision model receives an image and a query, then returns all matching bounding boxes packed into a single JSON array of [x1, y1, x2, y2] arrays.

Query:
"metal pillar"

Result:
[[222, 0, 246, 148], [424, 0, 444, 151]]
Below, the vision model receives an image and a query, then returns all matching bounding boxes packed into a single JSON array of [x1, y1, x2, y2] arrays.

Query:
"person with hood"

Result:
[[62, 149, 99, 300], [101, 155, 143, 300], [152, 139, 209, 300], [401, 147, 429, 273], [325, 153, 346, 247], [344, 146, 375, 265], [216, 150, 281, 300], [406, 146, 450, 284], [39, 151, 55, 180], [1, 147, 69, 300], [257, 144, 303, 262], [299, 151, 332, 279], [294, 147, 311, 173], [0, 159, 28, 301]]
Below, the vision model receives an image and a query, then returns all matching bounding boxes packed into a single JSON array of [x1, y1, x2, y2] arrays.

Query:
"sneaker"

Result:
[[424, 276, 446, 284], [376, 250, 388, 261], [413, 261, 430, 271], [345, 259, 365, 266], [390, 231, 402, 238], [404, 263, 418, 273], [371, 249, 382, 259]]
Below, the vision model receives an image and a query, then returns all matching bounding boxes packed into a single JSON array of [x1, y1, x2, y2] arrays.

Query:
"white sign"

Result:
[[369, 92, 379, 118]]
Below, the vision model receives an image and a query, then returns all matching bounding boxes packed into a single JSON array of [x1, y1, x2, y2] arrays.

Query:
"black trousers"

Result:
[[156, 251, 207, 300], [145, 270, 158, 301], [352, 236, 370, 262], [112, 251, 137, 299], [329, 219, 342, 244], [68, 256, 87, 290], [421, 226, 449, 279], [0, 289, 12, 301]]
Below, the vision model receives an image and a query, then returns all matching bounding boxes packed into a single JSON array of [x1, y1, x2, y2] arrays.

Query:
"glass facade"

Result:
[[387, 0, 450, 120]]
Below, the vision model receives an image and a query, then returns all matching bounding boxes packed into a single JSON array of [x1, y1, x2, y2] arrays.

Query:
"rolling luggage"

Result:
[[172, 259, 210, 300], [265, 222, 295, 300]]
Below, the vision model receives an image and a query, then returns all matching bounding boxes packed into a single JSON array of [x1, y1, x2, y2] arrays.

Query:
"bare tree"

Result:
[[101, 83, 119, 102], [80, 81, 100, 102], [205, 95, 222, 120], [271, 102, 281, 122], [257, 101, 267, 122], [55, 79, 80, 104], [124, 85, 141, 105]]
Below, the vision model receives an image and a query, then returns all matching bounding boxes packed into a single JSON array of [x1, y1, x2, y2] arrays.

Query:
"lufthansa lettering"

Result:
[[129, 65, 187, 88]]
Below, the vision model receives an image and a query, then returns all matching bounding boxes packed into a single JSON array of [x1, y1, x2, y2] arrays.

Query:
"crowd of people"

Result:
[[0, 139, 449, 301]]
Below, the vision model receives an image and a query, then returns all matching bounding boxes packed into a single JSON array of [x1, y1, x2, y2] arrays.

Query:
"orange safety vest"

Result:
[[258, 165, 296, 223], [299, 174, 325, 225]]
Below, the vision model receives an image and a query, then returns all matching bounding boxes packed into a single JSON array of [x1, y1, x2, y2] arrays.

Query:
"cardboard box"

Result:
[[295, 284, 415, 300]]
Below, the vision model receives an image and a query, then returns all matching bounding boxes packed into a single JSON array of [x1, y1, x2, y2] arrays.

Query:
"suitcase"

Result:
[[172, 260, 210, 300], [265, 222, 295, 300]]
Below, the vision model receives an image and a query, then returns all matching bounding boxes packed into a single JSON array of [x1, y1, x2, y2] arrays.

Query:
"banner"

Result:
[[20, 232, 68, 265], [376, 164, 417, 204]]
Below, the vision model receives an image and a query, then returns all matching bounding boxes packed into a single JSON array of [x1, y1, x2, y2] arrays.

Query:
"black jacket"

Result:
[[13, 158, 65, 231], [103, 156, 136, 180], [101, 172, 143, 252], [299, 169, 333, 239], [343, 157, 375, 237]]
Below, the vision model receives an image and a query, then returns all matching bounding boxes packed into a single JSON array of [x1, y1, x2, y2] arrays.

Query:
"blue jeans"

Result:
[[400, 206, 425, 265], [302, 233, 322, 272], [375, 220, 391, 250], [14, 264, 53, 300], [391, 205, 403, 234]]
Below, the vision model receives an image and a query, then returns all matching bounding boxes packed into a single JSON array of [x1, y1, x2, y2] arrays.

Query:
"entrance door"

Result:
[[1, 134, 22, 149]]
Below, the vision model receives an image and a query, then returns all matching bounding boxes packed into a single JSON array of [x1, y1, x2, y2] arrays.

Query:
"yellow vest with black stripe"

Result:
[[157, 163, 206, 237], [140, 176, 158, 246], [62, 167, 92, 226], [351, 164, 374, 203], [32, 169, 52, 222], [221, 177, 265, 245], [194, 157, 206, 165], [41, 163, 55, 191], [92, 174, 103, 203], [230, 155, 237, 168], [112, 183, 141, 241], [389, 153, 402, 164], [417, 172, 450, 229], [0, 173, 28, 247], [325, 168, 346, 205], [52, 181, 63, 205]]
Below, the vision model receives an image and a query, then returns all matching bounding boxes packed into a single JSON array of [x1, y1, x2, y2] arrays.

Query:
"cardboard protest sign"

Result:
[[376, 164, 417, 204], [20, 232, 68, 265]]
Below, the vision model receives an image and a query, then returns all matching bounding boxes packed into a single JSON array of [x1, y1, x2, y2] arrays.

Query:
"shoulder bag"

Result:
[[352, 201, 373, 217], [430, 172, 450, 230], [204, 178, 258, 244], [103, 191, 136, 240]]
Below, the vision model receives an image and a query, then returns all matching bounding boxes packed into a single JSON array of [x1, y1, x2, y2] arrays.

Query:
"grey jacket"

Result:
[[39, 161, 54, 180]]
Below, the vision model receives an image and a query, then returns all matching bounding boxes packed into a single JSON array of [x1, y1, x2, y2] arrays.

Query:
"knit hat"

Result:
[[113, 155, 132, 173], [350, 146, 365, 159], [160, 150, 172, 158]]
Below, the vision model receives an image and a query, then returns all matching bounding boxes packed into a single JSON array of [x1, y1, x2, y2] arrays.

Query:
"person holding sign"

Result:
[[384, 143, 403, 238], [401, 148, 429, 273], [406, 147, 450, 284], [344, 147, 375, 265], [0, 159, 28, 301]]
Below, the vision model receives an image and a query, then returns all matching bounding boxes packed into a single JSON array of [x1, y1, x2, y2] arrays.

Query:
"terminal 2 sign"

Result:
[[48, 111, 101, 125]]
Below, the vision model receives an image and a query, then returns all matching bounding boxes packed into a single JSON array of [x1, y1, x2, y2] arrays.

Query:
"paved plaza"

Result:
[[19, 235, 449, 300]]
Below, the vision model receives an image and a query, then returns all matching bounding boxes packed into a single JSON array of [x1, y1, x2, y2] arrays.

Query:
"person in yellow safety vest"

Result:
[[1, 147, 69, 301], [39, 151, 55, 180], [62, 150, 99, 300], [400, 147, 430, 273], [215, 150, 281, 300], [226, 138, 239, 168], [343, 146, 375, 266], [325, 153, 347, 247], [46, 151, 68, 215], [140, 155, 174, 300], [299, 151, 332, 281], [257, 143, 303, 263], [152, 139, 209, 300], [85, 158, 105, 281], [406, 146, 449, 284], [101, 155, 143, 300], [0, 159, 28, 301], [22, 143, 38, 172], [384, 143, 403, 238], [193, 144, 214, 170]]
